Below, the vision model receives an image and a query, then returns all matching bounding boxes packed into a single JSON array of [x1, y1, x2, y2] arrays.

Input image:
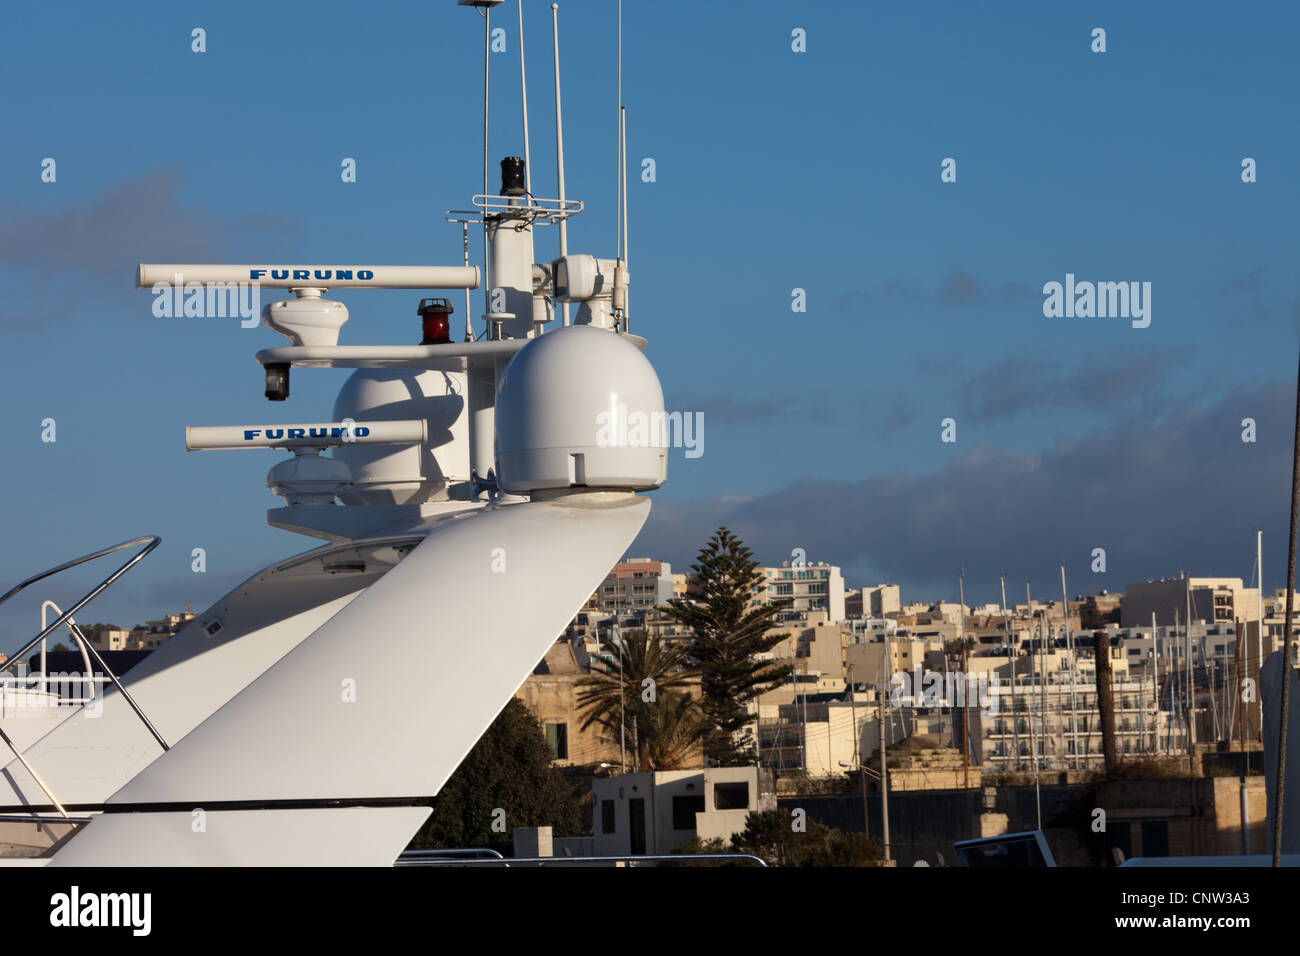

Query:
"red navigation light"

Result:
[[417, 297, 454, 345]]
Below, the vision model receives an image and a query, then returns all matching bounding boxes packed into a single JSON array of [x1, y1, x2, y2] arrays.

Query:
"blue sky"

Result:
[[1, 0, 1297, 651]]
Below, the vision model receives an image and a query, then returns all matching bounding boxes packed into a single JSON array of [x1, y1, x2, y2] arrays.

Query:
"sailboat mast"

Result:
[[1061, 565, 1080, 769]]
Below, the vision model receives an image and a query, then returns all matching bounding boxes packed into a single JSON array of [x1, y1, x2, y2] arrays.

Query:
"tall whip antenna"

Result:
[[620, 104, 629, 328], [518, 0, 532, 195], [481, 4, 492, 318], [616, 0, 622, 262], [551, 3, 570, 326], [613, 0, 630, 330]]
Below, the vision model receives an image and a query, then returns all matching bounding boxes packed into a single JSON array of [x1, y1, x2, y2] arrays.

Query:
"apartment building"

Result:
[[1122, 576, 1259, 629], [127, 611, 197, 650], [591, 768, 776, 855], [846, 584, 901, 619], [755, 561, 846, 622], [591, 559, 676, 613]]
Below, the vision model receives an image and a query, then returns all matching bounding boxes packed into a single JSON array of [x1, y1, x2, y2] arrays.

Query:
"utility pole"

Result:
[[1258, 529, 1265, 744], [1273, 341, 1300, 867], [849, 663, 868, 839], [1185, 577, 1197, 773], [616, 621, 626, 773], [879, 639, 891, 864], [959, 573, 969, 788], [1238, 616, 1251, 854], [789, 641, 804, 775]]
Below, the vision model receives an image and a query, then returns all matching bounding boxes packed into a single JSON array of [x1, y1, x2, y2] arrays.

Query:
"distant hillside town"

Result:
[[14, 552, 1284, 864], [525, 560, 1287, 774]]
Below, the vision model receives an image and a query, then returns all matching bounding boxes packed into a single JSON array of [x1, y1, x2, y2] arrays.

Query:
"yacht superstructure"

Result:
[[0, 0, 662, 865]]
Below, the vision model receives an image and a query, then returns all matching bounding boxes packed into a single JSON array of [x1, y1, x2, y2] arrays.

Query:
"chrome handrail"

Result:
[[0, 536, 161, 669], [57, 609, 170, 753], [0, 536, 167, 816], [0, 726, 69, 818], [39, 600, 92, 691]]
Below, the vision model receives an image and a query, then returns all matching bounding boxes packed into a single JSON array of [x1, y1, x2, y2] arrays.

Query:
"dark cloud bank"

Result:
[[634, 380, 1290, 605]]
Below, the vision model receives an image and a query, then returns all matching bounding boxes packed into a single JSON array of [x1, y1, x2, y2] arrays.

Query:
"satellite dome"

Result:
[[332, 368, 467, 505], [495, 326, 667, 493]]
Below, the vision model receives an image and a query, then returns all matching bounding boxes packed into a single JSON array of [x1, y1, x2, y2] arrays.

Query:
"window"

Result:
[[672, 794, 706, 831], [1109, 822, 1132, 862], [1140, 821, 1169, 857], [601, 799, 616, 834], [544, 722, 568, 760], [714, 782, 750, 811]]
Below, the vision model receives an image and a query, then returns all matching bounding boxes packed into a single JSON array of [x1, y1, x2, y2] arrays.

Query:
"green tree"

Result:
[[664, 527, 792, 765], [409, 698, 581, 852], [639, 689, 707, 770], [731, 809, 882, 867], [577, 629, 699, 770]]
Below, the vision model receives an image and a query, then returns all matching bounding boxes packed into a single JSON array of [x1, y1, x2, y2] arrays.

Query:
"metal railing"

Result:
[[396, 848, 505, 864], [396, 852, 768, 867], [0, 673, 110, 711], [0, 535, 166, 817]]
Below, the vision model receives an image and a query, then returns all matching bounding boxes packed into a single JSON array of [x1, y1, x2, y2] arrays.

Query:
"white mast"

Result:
[[1061, 565, 1080, 769], [615, 0, 622, 263], [1154, 616, 1164, 759], [481, 3, 492, 317], [613, 2, 629, 332], [1001, 575, 1016, 769], [1026, 582, 1041, 825]]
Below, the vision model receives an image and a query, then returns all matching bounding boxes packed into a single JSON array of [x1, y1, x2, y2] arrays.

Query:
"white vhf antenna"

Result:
[[613, 0, 629, 332], [459, 1, 505, 330], [551, 3, 570, 326], [616, 0, 622, 268], [519, 0, 532, 195], [482, 2, 492, 319]]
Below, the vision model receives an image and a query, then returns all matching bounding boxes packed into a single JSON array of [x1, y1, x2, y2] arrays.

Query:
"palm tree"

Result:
[[577, 628, 699, 770], [640, 690, 707, 770]]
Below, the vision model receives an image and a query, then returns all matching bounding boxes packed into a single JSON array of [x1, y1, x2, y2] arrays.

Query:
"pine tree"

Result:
[[409, 698, 582, 851], [664, 527, 791, 766]]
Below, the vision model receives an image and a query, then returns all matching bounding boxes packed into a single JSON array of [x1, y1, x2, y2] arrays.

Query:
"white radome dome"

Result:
[[332, 368, 468, 505], [495, 326, 667, 493]]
